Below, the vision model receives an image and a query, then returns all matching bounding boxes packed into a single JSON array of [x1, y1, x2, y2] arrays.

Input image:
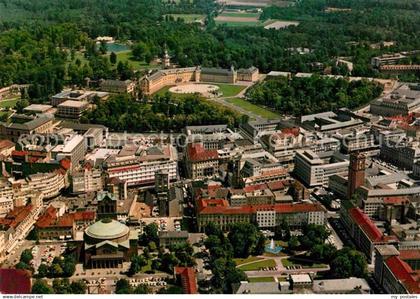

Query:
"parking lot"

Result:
[[31, 243, 66, 272]]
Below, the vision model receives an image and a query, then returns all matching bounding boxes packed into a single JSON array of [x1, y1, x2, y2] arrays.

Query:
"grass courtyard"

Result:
[[281, 258, 327, 269], [216, 84, 246, 97], [233, 256, 263, 266], [226, 98, 280, 119], [105, 50, 151, 70], [0, 98, 19, 108], [238, 259, 276, 271]]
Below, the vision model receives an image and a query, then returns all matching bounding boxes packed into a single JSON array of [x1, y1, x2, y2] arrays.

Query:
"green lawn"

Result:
[[216, 84, 246, 97], [248, 277, 275, 282], [226, 98, 280, 119], [220, 12, 260, 18], [166, 14, 205, 23], [215, 21, 261, 27], [105, 50, 151, 70], [140, 259, 153, 273], [234, 256, 263, 266], [281, 258, 327, 269], [238, 259, 276, 271], [0, 98, 19, 108]]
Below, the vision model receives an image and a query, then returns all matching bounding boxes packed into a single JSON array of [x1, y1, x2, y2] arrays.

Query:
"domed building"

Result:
[[84, 218, 137, 268]]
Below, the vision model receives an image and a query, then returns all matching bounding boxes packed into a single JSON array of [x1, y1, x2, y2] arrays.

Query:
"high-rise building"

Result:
[[347, 152, 366, 199]]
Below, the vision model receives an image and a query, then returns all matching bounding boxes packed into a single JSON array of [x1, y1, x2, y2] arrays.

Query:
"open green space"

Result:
[[281, 258, 327, 269], [166, 14, 205, 23], [226, 98, 280, 119], [215, 20, 261, 27], [238, 259, 276, 271], [248, 277, 275, 282], [233, 256, 263, 266], [220, 12, 260, 18], [0, 98, 19, 108], [216, 84, 246, 97], [105, 50, 151, 70]]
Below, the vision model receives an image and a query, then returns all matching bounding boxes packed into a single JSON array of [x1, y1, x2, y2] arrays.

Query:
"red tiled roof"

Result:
[[174, 267, 198, 294], [383, 197, 410, 205], [197, 199, 324, 215], [244, 183, 268, 193], [281, 127, 300, 136], [400, 250, 420, 261], [59, 158, 72, 171], [385, 256, 420, 294], [57, 214, 74, 227], [0, 139, 14, 150], [187, 143, 218, 162], [35, 206, 57, 228], [0, 269, 31, 294], [348, 208, 383, 242], [72, 211, 96, 221], [0, 205, 33, 229], [267, 180, 285, 191], [11, 150, 27, 157]]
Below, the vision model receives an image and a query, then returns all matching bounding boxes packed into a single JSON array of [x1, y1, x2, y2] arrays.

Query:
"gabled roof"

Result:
[[187, 143, 218, 162], [174, 267, 198, 294], [385, 256, 420, 294], [348, 207, 383, 242]]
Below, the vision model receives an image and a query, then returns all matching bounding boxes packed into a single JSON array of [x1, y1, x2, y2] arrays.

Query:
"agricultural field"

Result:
[[217, 0, 294, 8]]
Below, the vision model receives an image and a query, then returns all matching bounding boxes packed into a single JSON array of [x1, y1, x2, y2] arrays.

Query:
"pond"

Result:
[[96, 42, 130, 53]]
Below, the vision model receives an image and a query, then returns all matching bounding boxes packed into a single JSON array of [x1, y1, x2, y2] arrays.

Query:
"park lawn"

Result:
[[227, 98, 280, 119], [234, 256, 263, 266], [248, 276, 275, 282], [281, 258, 327, 269], [238, 259, 276, 271], [105, 50, 150, 70], [216, 84, 246, 97], [0, 98, 19, 108], [140, 259, 153, 273], [167, 14, 205, 23]]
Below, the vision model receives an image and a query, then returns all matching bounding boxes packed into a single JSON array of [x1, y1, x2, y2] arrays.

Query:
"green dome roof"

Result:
[[85, 219, 130, 240]]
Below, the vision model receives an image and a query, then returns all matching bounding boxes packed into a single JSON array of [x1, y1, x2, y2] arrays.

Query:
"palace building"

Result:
[[140, 66, 259, 95]]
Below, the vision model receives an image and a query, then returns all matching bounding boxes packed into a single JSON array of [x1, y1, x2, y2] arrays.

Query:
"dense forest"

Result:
[[245, 76, 383, 116], [82, 94, 245, 132], [0, 0, 418, 101]]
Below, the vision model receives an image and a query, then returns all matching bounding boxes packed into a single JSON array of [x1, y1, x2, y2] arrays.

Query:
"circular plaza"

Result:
[[169, 83, 220, 97]]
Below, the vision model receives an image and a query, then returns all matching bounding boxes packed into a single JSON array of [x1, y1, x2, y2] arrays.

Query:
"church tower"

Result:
[[347, 152, 366, 200], [163, 47, 170, 69]]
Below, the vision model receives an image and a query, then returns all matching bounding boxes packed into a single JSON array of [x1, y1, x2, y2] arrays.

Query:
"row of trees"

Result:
[[82, 94, 243, 132], [32, 279, 86, 294], [246, 75, 383, 116]]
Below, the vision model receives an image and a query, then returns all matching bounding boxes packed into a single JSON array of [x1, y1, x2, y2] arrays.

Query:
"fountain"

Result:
[[265, 238, 283, 254]]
